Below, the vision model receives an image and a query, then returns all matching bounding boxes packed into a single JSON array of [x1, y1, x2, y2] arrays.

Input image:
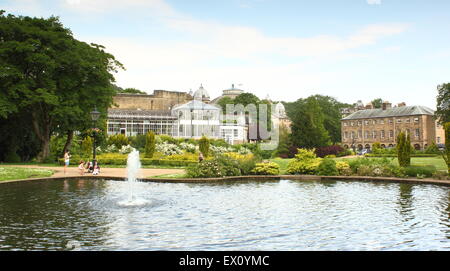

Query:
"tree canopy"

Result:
[[436, 83, 450, 124], [0, 11, 123, 161]]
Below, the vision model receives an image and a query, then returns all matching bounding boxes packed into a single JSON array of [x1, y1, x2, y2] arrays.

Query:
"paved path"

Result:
[[1, 165, 185, 179]]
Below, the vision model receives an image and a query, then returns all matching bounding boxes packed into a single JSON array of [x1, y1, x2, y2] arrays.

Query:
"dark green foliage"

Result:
[[130, 134, 147, 150], [397, 132, 411, 167], [4, 150, 21, 163], [199, 136, 210, 157], [404, 165, 437, 178], [436, 83, 450, 124], [425, 143, 440, 154], [0, 11, 123, 161], [144, 131, 156, 158], [444, 122, 450, 174], [108, 134, 129, 149], [185, 155, 241, 178], [317, 159, 339, 176]]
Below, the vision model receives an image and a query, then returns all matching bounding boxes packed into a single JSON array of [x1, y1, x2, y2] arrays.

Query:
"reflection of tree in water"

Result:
[[0, 179, 111, 250], [398, 183, 414, 222]]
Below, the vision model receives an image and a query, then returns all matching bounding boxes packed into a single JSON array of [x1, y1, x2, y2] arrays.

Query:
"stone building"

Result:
[[341, 101, 436, 151]]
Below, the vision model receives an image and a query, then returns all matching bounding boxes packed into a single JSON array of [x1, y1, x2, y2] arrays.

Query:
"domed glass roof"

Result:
[[193, 84, 210, 101]]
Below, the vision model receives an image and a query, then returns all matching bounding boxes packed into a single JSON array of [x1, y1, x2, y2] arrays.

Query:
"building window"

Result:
[[233, 129, 238, 137], [351, 122, 354, 126], [344, 132, 348, 139], [365, 120, 369, 125], [343, 122, 348, 127], [381, 130, 385, 138], [358, 121, 362, 126], [389, 119, 393, 124], [397, 119, 402, 123], [414, 118, 419, 123], [372, 131, 377, 139], [365, 131, 369, 139], [405, 119, 410, 123], [437, 137, 441, 143], [415, 129, 420, 138], [351, 131, 355, 139], [358, 130, 362, 138], [389, 130, 394, 138], [373, 120, 377, 125], [380, 120, 385, 124]]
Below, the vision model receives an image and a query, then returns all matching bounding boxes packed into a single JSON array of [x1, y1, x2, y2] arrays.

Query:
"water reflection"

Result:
[[0, 179, 448, 250]]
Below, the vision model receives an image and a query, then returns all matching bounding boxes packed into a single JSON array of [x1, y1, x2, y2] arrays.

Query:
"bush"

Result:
[[145, 131, 156, 158], [130, 134, 147, 150], [317, 159, 338, 176], [287, 148, 322, 175], [4, 150, 21, 163], [315, 145, 344, 158], [199, 136, 210, 157], [336, 161, 352, 176], [425, 143, 440, 154], [185, 155, 240, 178], [404, 165, 437, 178], [108, 134, 129, 149], [397, 132, 411, 167], [156, 142, 182, 156], [251, 162, 280, 175], [81, 136, 93, 157]]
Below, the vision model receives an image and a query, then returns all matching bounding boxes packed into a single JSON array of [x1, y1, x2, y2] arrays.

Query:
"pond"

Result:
[[0, 179, 448, 250]]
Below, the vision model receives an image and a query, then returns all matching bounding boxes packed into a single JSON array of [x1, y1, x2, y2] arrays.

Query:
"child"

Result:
[[78, 160, 85, 176], [92, 161, 100, 175]]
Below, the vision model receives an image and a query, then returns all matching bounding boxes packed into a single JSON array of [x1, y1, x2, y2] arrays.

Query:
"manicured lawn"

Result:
[[336, 156, 447, 172], [270, 158, 293, 174], [0, 167, 54, 181], [150, 173, 186, 179]]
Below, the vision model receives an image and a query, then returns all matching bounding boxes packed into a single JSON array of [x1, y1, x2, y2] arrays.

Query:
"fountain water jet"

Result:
[[118, 149, 148, 206]]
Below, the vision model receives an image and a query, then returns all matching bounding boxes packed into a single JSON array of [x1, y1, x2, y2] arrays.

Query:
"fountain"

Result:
[[118, 149, 148, 206]]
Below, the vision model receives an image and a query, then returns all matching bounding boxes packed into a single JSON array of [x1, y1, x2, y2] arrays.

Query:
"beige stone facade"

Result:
[[112, 90, 193, 111], [435, 121, 446, 145], [341, 104, 436, 150]]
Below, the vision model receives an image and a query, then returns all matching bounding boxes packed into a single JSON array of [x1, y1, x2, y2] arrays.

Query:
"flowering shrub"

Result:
[[210, 145, 234, 154], [162, 152, 198, 161], [335, 161, 351, 176], [251, 162, 280, 175], [237, 147, 252, 155], [185, 155, 241, 178], [179, 142, 198, 153], [119, 145, 133, 154], [315, 145, 344, 158], [104, 144, 118, 153], [287, 149, 322, 175], [156, 142, 183, 156]]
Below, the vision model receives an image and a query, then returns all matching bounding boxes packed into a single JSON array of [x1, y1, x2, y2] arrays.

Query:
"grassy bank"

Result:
[[0, 167, 54, 181]]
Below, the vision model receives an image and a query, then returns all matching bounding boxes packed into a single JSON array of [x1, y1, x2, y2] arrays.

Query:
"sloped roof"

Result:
[[172, 100, 220, 111], [342, 105, 435, 120], [108, 109, 176, 119]]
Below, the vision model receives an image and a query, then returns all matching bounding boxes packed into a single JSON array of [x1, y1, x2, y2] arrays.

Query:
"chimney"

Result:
[[365, 103, 373, 110], [382, 101, 392, 110], [397, 102, 406, 107]]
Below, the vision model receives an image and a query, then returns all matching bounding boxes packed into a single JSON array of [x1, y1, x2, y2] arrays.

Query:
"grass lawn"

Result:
[[150, 173, 186, 179], [269, 158, 293, 174], [0, 167, 54, 181]]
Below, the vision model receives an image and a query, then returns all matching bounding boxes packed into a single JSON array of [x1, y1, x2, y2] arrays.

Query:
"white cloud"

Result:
[[63, 0, 176, 16]]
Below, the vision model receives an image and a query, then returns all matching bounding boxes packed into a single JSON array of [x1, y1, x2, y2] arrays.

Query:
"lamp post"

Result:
[[90, 107, 101, 162]]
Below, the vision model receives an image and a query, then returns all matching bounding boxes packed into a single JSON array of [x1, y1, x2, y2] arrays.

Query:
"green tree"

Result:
[[81, 136, 93, 158], [145, 131, 156, 158], [0, 11, 122, 161], [217, 96, 235, 112], [120, 88, 147, 94], [199, 136, 210, 157], [371, 98, 383, 109], [436, 83, 450, 124], [397, 132, 411, 167], [444, 122, 450, 174], [286, 97, 331, 149]]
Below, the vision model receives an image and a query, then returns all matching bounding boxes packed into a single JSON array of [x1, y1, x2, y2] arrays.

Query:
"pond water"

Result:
[[0, 179, 448, 250]]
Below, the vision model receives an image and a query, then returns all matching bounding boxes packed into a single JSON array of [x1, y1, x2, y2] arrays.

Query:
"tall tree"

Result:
[[0, 11, 123, 161], [371, 98, 383, 109], [286, 97, 331, 149], [436, 83, 450, 124]]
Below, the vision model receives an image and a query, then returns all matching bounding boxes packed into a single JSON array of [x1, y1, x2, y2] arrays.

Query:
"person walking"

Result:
[[64, 151, 71, 175]]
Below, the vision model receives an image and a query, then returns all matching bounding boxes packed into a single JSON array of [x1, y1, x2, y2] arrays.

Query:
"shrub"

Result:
[[199, 136, 210, 157], [317, 159, 338, 176], [130, 134, 147, 150], [179, 142, 197, 153], [251, 162, 280, 175], [4, 150, 21, 163], [108, 134, 129, 149], [287, 148, 322, 175], [397, 132, 411, 167], [336, 161, 351, 176], [145, 131, 156, 158], [156, 142, 183, 156], [118, 144, 133, 154], [185, 155, 240, 178], [315, 145, 344, 158], [404, 165, 437, 178], [81, 136, 93, 157], [425, 143, 440, 154]]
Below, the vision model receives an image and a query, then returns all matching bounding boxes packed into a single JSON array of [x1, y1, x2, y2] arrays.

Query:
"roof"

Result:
[[171, 100, 220, 111], [108, 109, 176, 119], [342, 105, 435, 120]]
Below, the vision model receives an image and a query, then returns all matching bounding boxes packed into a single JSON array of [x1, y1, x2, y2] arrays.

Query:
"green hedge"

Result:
[[365, 154, 439, 158], [58, 157, 197, 167]]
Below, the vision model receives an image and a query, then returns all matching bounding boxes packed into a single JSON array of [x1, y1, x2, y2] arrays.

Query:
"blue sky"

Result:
[[2, 0, 450, 108]]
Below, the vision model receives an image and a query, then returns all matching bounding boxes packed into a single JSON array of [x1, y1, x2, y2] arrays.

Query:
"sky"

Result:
[[1, 0, 450, 109]]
